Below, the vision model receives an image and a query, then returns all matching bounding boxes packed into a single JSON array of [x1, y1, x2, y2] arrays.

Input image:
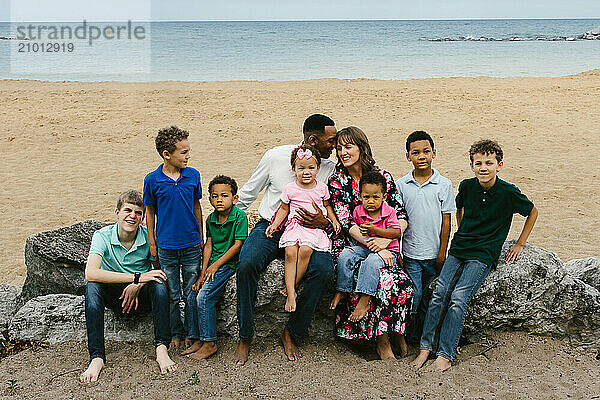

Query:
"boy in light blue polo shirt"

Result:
[[396, 131, 456, 344], [143, 126, 204, 348]]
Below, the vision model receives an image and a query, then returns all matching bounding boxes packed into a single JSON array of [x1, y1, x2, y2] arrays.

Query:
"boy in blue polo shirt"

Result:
[[396, 131, 456, 344], [412, 139, 538, 372], [143, 126, 203, 348], [182, 175, 248, 360]]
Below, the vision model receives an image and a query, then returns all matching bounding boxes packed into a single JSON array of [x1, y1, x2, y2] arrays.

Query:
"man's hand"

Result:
[[435, 253, 446, 273], [366, 237, 392, 252], [120, 284, 142, 313], [295, 201, 329, 229], [359, 222, 377, 236], [265, 224, 277, 238], [140, 269, 167, 283], [506, 242, 525, 263], [378, 249, 395, 267], [203, 264, 220, 283]]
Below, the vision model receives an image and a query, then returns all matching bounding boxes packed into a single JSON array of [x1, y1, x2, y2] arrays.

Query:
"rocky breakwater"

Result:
[[1, 222, 599, 353]]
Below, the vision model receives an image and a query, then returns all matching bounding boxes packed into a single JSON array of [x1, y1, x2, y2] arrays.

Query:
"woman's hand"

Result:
[[366, 237, 392, 252], [377, 249, 395, 267]]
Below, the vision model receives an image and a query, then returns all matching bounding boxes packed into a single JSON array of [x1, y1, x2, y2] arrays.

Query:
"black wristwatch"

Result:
[[133, 272, 141, 284]]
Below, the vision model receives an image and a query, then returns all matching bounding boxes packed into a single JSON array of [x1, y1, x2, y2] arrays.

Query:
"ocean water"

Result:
[[0, 19, 599, 81]]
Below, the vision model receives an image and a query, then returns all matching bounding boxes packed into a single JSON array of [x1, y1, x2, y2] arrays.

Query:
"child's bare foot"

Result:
[[234, 339, 252, 366], [181, 340, 203, 355], [188, 342, 218, 360], [169, 337, 182, 350], [411, 349, 430, 369], [432, 355, 452, 372], [376, 334, 396, 360], [391, 334, 408, 358], [281, 328, 301, 362], [156, 345, 177, 375], [284, 290, 297, 312], [349, 295, 371, 322], [80, 357, 104, 383], [329, 291, 347, 309]]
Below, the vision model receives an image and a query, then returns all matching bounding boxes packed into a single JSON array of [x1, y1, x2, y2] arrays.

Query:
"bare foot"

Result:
[[80, 357, 104, 383], [349, 295, 371, 322], [376, 334, 396, 360], [432, 356, 452, 372], [181, 340, 203, 356], [329, 291, 346, 310], [156, 344, 177, 375], [188, 342, 218, 361], [411, 349, 430, 369], [185, 337, 194, 348], [284, 290, 297, 312], [391, 334, 408, 358], [234, 339, 252, 366], [169, 337, 182, 350], [281, 328, 300, 362]]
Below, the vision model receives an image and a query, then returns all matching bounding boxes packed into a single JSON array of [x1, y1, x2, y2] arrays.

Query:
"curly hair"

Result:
[[208, 175, 239, 195], [359, 171, 387, 193], [116, 189, 144, 210], [155, 126, 189, 156], [290, 144, 322, 168], [469, 139, 503, 163], [336, 126, 377, 174]]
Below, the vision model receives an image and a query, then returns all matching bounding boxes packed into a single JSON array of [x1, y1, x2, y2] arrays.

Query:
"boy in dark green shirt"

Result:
[[412, 139, 538, 372], [182, 175, 248, 360]]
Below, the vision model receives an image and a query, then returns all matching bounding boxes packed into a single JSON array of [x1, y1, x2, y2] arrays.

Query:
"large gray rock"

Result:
[[564, 257, 600, 292], [0, 283, 22, 332], [21, 220, 110, 302], [465, 241, 600, 350], [9, 294, 154, 343]]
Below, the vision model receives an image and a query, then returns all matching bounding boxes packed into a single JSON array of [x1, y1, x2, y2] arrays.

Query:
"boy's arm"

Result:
[[203, 239, 245, 282], [456, 207, 464, 228], [85, 254, 166, 284], [506, 206, 538, 263], [145, 205, 158, 260], [360, 224, 401, 239], [193, 199, 204, 246], [435, 213, 452, 272]]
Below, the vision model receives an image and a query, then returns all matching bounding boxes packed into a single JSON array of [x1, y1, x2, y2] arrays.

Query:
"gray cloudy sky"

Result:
[[2, 0, 599, 22]]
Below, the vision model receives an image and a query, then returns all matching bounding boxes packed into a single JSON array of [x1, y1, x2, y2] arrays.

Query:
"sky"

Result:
[[2, 0, 599, 22]]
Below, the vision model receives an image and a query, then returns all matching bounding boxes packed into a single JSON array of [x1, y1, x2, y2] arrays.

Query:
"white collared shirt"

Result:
[[237, 144, 336, 221]]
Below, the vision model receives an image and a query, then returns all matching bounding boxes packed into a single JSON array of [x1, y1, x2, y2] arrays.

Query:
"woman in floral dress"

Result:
[[328, 126, 414, 360]]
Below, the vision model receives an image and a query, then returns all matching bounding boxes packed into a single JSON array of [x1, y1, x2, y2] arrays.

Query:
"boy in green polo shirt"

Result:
[[412, 139, 538, 372], [182, 175, 248, 360]]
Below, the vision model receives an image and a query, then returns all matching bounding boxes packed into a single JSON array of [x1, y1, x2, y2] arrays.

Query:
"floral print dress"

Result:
[[328, 167, 414, 340]]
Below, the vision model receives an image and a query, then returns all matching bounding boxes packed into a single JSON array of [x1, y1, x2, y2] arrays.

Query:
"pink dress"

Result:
[[279, 180, 331, 252]]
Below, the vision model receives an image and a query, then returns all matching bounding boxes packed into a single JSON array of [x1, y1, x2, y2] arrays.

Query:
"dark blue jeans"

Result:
[[420, 255, 491, 361], [404, 257, 437, 343], [84, 280, 171, 362], [236, 219, 334, 341], [158, 244, 201, 339]]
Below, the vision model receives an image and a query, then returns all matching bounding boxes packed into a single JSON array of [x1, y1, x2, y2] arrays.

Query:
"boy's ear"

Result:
[[233, 194, 239, 204], [382, 192, 388, 201], [432, 149, 437, 159], [405, 152, 411, 162], [497, 161, 503, 172], [162, 149, 170, 159]]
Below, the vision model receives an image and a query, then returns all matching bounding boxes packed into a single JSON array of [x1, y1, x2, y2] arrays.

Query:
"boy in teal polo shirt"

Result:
[[412, 139, 538, 372], [182, 175, 248, 360], [143, 126, 204, 347]]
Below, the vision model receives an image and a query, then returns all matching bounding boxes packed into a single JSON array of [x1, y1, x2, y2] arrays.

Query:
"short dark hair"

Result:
[[155, 126, 189, 157], [302, 114, 335, 142], [208, 175, 238, 195], [469, 139, 503, 163], [406, 130, 435, 152], [359, 171, 387, 193], [290, 144, 322, 168], [117, 189, 144, 210]]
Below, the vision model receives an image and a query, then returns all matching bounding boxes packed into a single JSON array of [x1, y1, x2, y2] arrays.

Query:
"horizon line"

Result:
[[2, 17, 600, 23]]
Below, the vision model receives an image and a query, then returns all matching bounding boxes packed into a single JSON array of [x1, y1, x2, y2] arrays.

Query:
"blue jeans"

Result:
[[158, 244, 201, 339], [236, 219, 334, 341], [187, 265, 236, 342], [420, 255, 491, 361], [404, 257, 437, 343], [84, 280, 171, 362], [337, 245, 388, 296]]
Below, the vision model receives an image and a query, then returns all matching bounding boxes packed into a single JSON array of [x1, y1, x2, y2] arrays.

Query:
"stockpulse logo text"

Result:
[[15, 20, 146, 45]]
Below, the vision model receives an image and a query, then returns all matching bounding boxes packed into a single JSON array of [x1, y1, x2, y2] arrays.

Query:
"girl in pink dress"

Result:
[[266, 145, 341, 312]]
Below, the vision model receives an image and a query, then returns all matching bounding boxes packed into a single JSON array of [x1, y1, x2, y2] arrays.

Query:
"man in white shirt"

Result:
[[235, 114, 337, 365]]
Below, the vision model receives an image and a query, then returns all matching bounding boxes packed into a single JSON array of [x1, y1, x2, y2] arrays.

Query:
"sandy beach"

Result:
[[1, 72, 599, 397]]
